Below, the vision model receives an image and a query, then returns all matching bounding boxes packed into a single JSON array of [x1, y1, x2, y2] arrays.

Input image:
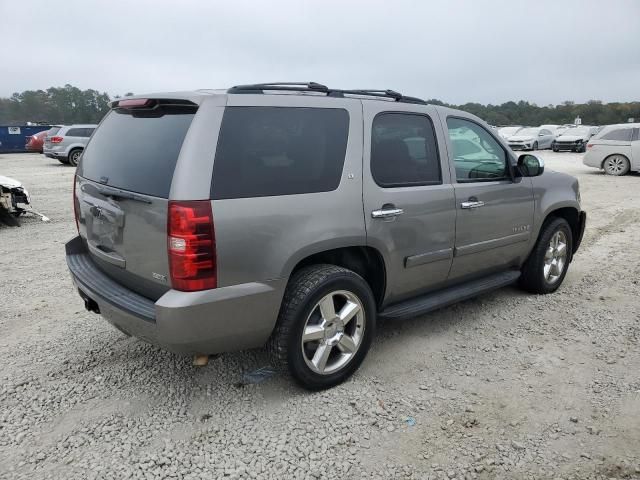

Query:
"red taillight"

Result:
[[168, 201, 216, 292], [73, 175, 79, 233], [50, 136, 63, 143], [587, 144, 593, 149]]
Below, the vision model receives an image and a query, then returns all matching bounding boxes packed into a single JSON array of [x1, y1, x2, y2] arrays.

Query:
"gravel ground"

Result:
[[1, 151, 639, 480]]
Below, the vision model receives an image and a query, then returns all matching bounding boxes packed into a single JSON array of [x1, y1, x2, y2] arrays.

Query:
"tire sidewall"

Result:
[[536, 219, 573, 293], [286, 272, 376, 389]]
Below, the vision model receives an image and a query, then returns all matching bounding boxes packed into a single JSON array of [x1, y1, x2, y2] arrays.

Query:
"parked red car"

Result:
[[25, 130, 50, 153]]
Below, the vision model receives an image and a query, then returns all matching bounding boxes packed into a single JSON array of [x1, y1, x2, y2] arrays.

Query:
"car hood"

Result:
[[557, 135, 588, 141], [0, 175, 23, 189], [508, 135, 534, 142]]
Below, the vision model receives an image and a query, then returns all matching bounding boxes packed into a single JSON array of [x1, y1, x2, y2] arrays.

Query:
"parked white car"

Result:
[[583, 123, 640, 175], [507, 127, 555, 151], [540, 124, 560, 137], [497, 126, 522, 140]]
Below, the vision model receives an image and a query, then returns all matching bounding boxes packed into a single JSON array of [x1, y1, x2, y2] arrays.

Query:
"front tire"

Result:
[[519, 217, 572, 294], [603, 155, 630, 176], [268, 265, 376, 390], [68, 149, 83, 167]]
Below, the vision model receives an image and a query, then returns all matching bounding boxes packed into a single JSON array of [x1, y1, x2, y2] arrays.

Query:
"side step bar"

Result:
[[379, 270, 521, 321]]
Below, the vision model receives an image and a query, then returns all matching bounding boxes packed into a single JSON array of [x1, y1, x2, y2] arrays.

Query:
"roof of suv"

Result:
[[113, 82, 432, 107]]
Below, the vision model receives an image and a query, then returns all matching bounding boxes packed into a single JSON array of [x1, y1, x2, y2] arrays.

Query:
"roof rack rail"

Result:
[[227, 82, 427, 105]]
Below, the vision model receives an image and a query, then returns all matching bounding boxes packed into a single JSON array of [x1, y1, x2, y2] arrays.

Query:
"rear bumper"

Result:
[[65, 236, 285, 354]]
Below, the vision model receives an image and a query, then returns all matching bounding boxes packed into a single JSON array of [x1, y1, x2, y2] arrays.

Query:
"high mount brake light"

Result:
[[167, 201, 217, 291], [117, 98, 153, 108]]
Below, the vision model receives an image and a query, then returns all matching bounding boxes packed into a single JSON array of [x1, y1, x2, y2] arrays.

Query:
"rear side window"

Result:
[[47, 127, 60, 136], [66, 128, 93, 137], [78, 108, 195, 198], [600, 128, 633, 141], [211, 107, 349, 199], [371, 113, 441, 187]]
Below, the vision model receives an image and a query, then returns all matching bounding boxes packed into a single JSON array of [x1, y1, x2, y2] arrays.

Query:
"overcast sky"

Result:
[[2, 0, 639, 105]]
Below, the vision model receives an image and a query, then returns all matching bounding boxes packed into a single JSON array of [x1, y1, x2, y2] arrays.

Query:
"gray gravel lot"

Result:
[[1, 151, 639, 480]]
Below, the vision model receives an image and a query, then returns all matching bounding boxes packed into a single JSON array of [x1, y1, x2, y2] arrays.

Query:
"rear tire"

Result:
[[519, 217, 572, 294], [68, 149, 83, 167], [268, 264, 376, 390], [603, 154, 630, 176]]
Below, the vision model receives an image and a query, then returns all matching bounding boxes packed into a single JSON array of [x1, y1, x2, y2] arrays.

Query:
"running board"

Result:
[[379, 270, 521, 321]]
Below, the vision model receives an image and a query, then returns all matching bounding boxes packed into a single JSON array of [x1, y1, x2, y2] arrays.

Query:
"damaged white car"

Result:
[[0, 175, 49, 226]]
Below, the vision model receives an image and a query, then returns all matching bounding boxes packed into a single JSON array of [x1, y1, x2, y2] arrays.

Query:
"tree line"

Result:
[[1, 84, 638, 127]]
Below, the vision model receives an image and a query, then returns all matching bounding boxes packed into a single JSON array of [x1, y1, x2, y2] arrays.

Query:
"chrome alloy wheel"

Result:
[[544, 230, 568, 284], [301, 290, 365, 375], [604, 155, 627, 175]]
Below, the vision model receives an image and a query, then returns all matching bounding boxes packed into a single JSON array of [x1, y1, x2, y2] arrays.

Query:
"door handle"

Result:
[[371, 208, 404, 219], [460, 200, 485, 209]]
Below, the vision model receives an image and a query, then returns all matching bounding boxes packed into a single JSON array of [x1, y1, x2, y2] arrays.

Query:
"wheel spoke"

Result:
[[319, 295, 336, 321], [556, 242, 567, 257], [545, 247, 554, 261], [337, 335, 357, 353], [311, 343, 332, 372], [302, 324, 325, 343], [338, 301, 360, 325], [550, 260, 561, 276]]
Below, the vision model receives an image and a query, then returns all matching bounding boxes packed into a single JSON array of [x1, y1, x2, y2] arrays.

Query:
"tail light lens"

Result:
[[50, 136, 63, 143], [587, 144, 593, 149], [168, 201, 216, 291], [72, 175, 79, 233]]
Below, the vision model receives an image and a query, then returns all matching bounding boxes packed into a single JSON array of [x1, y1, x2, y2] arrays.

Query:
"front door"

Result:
[[442, 116, 535, 280], [362, 104, 456, 305]]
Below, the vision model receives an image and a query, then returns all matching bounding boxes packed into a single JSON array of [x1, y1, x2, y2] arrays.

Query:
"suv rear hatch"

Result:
[[75, 99, 198, 300], [44, 126, 61, 148]]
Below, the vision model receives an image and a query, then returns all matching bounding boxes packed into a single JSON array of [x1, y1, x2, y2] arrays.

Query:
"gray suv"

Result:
[[44, 124, 97, 165], [66, 83, 586, 390]]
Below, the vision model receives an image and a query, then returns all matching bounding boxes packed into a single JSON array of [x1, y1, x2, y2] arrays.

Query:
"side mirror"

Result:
[[538, 133, 545, 136], [517, 154, 544, 177]]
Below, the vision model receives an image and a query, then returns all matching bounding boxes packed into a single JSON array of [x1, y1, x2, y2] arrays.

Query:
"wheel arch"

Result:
[[601, 153, 630, 169], [540, 206, 584, 259], [288, 245, 387, 308]]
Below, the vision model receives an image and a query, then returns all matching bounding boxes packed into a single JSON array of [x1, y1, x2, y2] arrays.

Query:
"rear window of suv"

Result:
[[78, 107, 196, 198], [211, 107, 349, 199]]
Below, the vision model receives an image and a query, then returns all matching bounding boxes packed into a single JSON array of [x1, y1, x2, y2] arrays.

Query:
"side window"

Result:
[[211, 107, 349, 199], [371, 113, 441, 187], [85, 128, 95, 137], [633, 128, 639, 142], [66, 128, 82, 137], [601, 128, 633, 141], [446, 117, 509, 182]]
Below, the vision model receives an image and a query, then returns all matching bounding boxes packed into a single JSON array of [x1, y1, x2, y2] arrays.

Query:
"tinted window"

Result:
[[447, 117, 509, 182], [78, 109, 195, 198], [371, 113, 441, 187], [66, 128, 86, 137], [211, 107, 349, 199], [633, 128, 639, 142], [47, 127, 61, 136], [601, 128, 633, 142]]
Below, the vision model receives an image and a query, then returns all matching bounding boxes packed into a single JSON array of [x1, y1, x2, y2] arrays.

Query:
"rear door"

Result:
[[442, 114, 534, 281], [362, 102, 456, 304], [76, 99, 198, 300]]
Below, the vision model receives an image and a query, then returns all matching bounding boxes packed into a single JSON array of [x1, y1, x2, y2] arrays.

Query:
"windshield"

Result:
[[500, 127, 520, 135], [516, 128, 538, 136], [561, 127, 590, 136]]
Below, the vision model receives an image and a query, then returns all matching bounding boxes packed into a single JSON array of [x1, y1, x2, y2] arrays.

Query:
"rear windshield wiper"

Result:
[[95, 185, 152, 204]]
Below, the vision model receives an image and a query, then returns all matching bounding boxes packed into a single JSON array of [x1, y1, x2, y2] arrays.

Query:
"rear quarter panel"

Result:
[[208, 95, 366, 288]]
